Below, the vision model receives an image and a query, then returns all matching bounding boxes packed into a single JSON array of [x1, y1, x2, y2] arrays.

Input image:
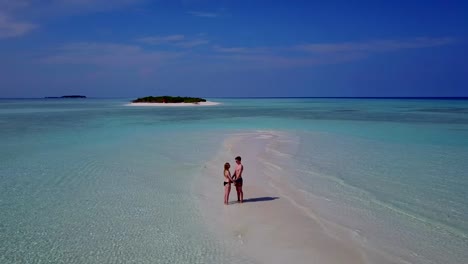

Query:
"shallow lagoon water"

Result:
[[1, 98, 467, 263]]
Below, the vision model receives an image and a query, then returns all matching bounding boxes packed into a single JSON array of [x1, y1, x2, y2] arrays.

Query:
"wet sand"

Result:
[[195, 131, 399, 264]]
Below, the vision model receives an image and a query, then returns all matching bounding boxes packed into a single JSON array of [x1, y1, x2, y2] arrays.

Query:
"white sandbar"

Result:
[[194, 130, 398, 264]]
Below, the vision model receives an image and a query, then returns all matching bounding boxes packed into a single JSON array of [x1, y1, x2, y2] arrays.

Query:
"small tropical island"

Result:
[[132, 96, 206, 104], [45, 95, 87, 99], [128, 96, 219, 107]]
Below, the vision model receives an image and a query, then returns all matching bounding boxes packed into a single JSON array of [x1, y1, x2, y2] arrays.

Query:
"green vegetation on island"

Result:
[[132, 96, 207, 104], [45, 95, 87, 99]]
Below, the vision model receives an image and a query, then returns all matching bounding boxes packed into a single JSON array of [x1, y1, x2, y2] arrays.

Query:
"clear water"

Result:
[[1, 98, 467, 263]]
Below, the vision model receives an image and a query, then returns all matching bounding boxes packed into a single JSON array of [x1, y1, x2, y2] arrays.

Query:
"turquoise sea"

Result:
[[1, 98, 467, 263]]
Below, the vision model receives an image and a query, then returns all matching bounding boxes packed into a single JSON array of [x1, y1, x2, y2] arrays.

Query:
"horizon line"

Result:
[[1, 96, 468, 100]]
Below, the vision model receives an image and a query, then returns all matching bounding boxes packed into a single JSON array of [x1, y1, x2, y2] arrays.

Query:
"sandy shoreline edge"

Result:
[[193, 130, 401, 264], [126, 101, 220, 107]]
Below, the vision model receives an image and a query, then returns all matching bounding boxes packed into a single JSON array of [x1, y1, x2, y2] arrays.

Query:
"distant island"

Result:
[[45, 95, 87, 99], [132, 96, 207, 104]]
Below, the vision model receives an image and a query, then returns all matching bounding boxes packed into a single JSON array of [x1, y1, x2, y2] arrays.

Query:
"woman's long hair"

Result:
[[224, 162, 230, 172]]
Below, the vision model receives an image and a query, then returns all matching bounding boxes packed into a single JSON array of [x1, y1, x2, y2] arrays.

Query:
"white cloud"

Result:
[[176, 39, 209, 48], [210, 52, 364, 70], [43, 42, 182, 66], [0, 0, 30, 10], [0, 0, 146, 39], [211, 37, 455, 69], [137, 35, 185, 45], [295, 37, 455, 53], [214, 46, 248, 53], [0, 13, 36, 38], [0, 1, 35, 38], [188, 11, 219, 18], [137, 35, 209, 48], [213, 45, 269, 54], [39, 36, 458, 71], [47, 0, 146, 14]]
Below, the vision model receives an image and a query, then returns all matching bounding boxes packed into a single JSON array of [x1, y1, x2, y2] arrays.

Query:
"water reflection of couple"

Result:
[[223, 156, 244, 205]]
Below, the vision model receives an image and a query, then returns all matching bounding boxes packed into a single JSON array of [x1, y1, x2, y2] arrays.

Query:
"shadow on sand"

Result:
[[242, 196, 279, 203]]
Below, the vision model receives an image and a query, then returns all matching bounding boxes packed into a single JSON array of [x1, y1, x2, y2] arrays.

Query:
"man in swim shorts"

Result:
[[233, 156, 244, 203]]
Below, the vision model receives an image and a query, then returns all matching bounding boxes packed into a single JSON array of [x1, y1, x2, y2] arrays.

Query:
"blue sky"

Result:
[[0, 0, 467, 97]]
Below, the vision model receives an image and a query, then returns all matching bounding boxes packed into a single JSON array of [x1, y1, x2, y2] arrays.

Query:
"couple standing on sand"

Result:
[[223, 156, 244, 205]]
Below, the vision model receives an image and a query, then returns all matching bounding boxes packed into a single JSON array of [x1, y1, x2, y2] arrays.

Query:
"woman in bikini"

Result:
[[223, 162, 234, 205]]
